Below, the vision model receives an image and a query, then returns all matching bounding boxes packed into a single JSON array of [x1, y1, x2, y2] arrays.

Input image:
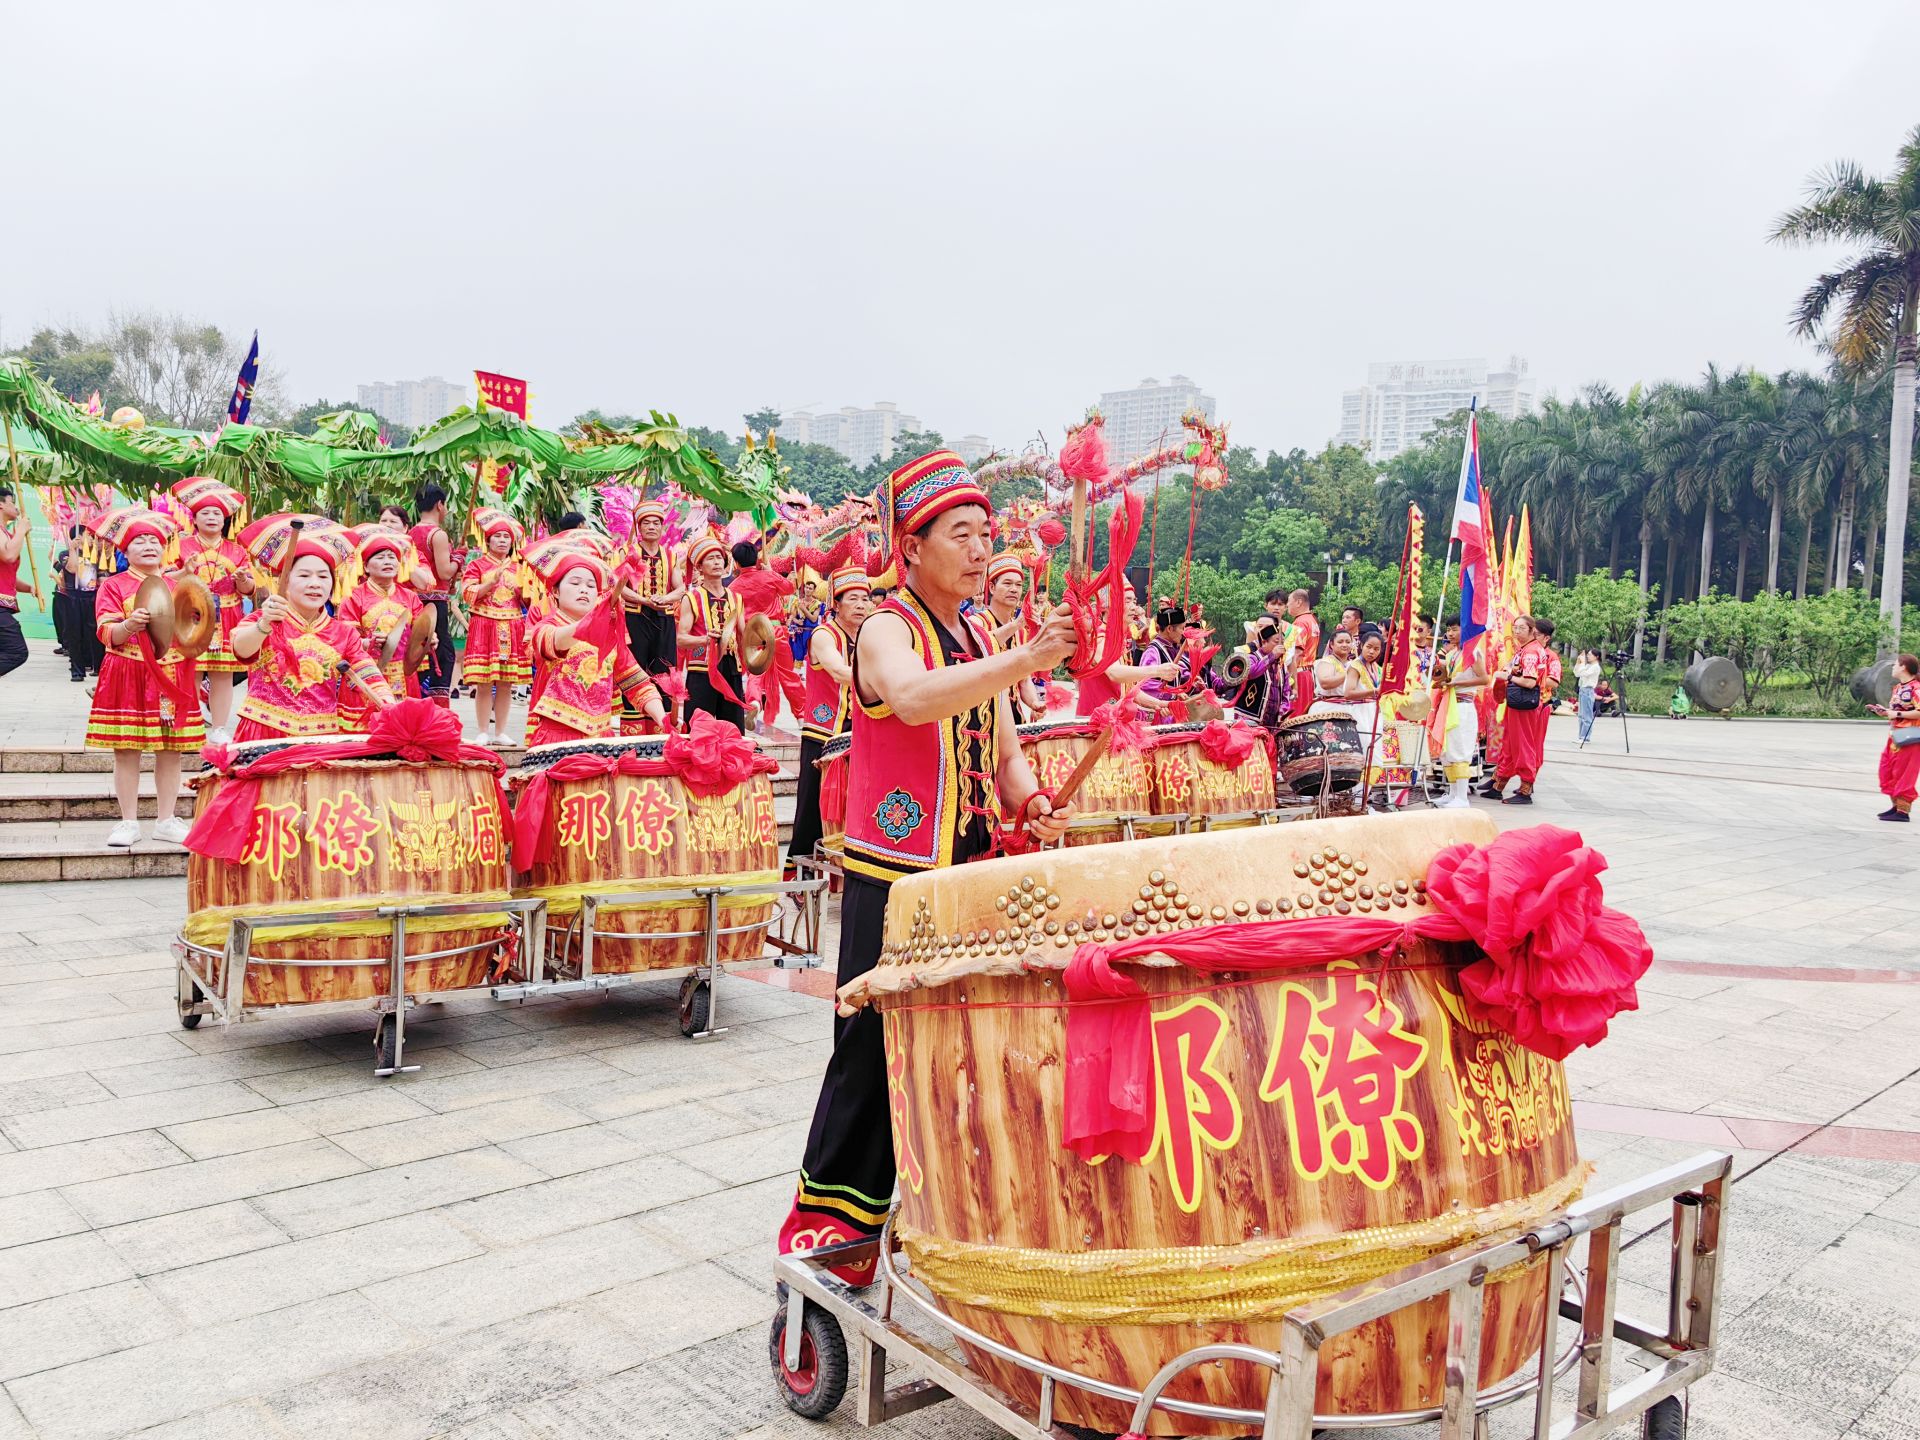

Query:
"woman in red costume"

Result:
[[524, 533, 666, 746], [337, 528, 425, 729], [230, 519, 394, 742], [1871, 652, 1920, 822], [86, 507, 204, 850], [168, 476, 256, 743], [458, 508, 531, 746]]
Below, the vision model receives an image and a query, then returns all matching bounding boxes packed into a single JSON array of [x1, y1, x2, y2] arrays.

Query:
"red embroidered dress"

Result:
[[337, 580, 423, 726], [527, 621, 662, 747], [176, 536, 252, 676], [234, 612, 387, 741], [87, 571, 205, 752], [1881, 677, 1920, 812], [459, 556, 529, 687], [800, 620, 857, 744], [843, 589, 1001, 884]]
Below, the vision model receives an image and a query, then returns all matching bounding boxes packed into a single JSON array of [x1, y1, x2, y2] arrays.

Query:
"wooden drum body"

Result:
[[859, 812, 1583, 1434], [510, 736, 779, 976], [1279, 712, 1364, 795], [817, 733, 852, 855], [1016, 720, 1154, 845], [1145, 720, 1276, 824], [185, 740, 512, 1006]]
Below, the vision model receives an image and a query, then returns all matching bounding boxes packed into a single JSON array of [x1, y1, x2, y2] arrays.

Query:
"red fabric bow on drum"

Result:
[[510, 713, 779, 866], [1084, 696, 1152, 753], [186, 699, 507, 864], [1189, 717, 1268, 769], [1061, 825, 1652, 1164]]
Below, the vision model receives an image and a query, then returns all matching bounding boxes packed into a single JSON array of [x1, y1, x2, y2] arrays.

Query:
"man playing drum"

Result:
[[776, 450, 1078, 1282]]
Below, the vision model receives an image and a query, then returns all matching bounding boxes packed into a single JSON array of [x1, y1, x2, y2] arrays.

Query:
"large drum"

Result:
[[1016, 719, 1155, 846], [1279, 711, 1364, 795], [816, 732, 852, 856], [184, 736, 513, 1005], [510, 735, 779, 975], [1145, 719, 1276, 825], [850, 812, 1584, 1434]]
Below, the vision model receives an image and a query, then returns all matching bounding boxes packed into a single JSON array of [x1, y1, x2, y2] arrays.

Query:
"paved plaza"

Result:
[[1, 646, 1918, 1439]]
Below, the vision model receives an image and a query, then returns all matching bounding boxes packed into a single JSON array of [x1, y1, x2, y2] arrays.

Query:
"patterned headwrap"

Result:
[[471, 507, 526, 550], [631, 500, 668, 528], [884, 450, 990, 539], [685, 532, 728, 581], [829, 564, 872, 601], [89, 506, 178, 554], [526, 531, 612, 592], [168, 475, 244, 522], [986, 553, 1027, 591]]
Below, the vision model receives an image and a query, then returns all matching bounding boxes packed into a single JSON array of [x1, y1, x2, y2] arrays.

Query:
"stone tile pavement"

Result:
[[1, 647, 1917, 1436]]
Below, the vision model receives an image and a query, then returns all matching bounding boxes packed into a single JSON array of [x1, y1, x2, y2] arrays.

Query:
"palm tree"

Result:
[[1772, 126, 1920, 650]]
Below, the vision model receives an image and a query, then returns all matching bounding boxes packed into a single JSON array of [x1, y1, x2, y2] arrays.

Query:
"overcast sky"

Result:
[[6, 1, 1916, 455]]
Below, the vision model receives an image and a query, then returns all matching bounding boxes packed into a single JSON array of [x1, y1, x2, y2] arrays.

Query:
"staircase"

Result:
[[0, 738, 803, 884]]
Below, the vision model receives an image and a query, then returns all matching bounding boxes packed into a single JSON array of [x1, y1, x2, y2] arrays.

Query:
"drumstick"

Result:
[[332, 660, 391, 711], [1048, 726, 1113, 812], [274, 518, 305, 604]]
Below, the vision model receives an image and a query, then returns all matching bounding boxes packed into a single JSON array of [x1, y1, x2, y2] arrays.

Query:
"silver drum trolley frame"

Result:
[[772, 1150, 1731, 1440]]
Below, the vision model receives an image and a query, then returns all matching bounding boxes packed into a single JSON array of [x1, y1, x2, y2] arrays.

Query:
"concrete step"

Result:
[[0, 796, 800, 884], [0, 775, 197, 823]]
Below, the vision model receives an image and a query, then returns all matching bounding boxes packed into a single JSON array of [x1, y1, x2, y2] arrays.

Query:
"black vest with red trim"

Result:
[[843, 589, 999, 884]]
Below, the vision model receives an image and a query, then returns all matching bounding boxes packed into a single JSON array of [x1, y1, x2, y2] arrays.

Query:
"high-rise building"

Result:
[[779, 401, 924, 466], [952, 434, 993, 465], [356, 376, 467, 431], [1097, 376, 1218, 464], [1336, 357, 1535, 460]]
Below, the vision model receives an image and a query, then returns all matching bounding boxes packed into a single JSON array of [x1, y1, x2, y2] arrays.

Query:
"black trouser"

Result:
[[51, 591, 78, 658], [0, 609, 26, 678], [787, 735, 827, 868], [786, 875, 894, 1241], [423, 596, 454, 698], [625, 608, 676, 675], [685, 660, 745, 731]]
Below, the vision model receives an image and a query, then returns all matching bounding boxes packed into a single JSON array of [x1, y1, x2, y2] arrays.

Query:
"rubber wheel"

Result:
[[178, 980, 203, 1030], [769, 1301, 847, 1420], [680, 980, 711, 1038], [1644, 1396, 1685, 1439], [374, 1016, 398, 1072]]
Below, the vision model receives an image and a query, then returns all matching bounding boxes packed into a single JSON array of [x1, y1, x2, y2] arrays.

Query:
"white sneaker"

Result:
[[152, 816, 192, 845], [473, 731, 494, 746], [105, 820, 141, 849], [206, 726, 232, 746]]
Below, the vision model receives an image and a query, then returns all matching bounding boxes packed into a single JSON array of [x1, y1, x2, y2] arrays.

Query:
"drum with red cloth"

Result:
[[816, 732, 853, 855], [508, 724, 781, 977], [180, 729, 514, 1006], [1015, 719, 1155, 846], [841, 811, 1653, 1434], [1144, 718, 1276, 826]]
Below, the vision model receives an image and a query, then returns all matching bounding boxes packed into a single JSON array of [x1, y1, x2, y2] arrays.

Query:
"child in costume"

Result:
[[169, 476, 257, 743], [458, 508, 531, 745], [87, 507, 205, 848], [524, 533, 666, 746], [337, 528, 426, 729], [230, 518, 395, 742]]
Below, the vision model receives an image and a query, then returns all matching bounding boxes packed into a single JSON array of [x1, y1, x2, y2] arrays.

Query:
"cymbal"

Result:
[[741, 614, 778, 676], [170, 576, 216, 659], [135, 574, 176, 652], [402, 608, 438, 673]]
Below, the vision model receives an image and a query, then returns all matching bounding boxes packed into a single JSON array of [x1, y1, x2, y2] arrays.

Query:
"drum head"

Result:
[[515, 734, 670, 772], [818, 733, 854, 762], [1683, 656, 1742, 712]]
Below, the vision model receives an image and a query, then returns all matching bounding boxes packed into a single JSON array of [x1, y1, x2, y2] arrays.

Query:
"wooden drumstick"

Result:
[[272, 518, 306, 609]]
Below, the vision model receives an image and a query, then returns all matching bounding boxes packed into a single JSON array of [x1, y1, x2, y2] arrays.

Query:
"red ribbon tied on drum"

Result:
[[510, 715, 780, 866], [1085, 696, 1152, 753], [1193, 717, 1264, 769], [185, 699, 508, 865], [1060, 825, 1651, 1164]]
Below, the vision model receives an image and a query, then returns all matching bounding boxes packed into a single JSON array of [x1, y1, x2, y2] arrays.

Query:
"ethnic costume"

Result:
[[409, 519, 456, 699], [85, 509, 204, 753], [780, 452, 1000, 1281], [232, 519, 392, 742], [1879, 674, 1920, 818], [786, 566, 868, 869], [682, 535, 746, 731], [337, 531, 425, 729], [618, 502, 678, 676], [169, 478, 255, 677], [1284, 610, 1322, 718], [458, 510, 531, 690], [1491, 638, 1549, 798], [522, 535, 663, 748], [732, 558, 805, 729]]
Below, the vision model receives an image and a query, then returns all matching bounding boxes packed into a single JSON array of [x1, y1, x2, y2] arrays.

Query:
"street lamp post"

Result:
[[1322, 551, 1355, 597]]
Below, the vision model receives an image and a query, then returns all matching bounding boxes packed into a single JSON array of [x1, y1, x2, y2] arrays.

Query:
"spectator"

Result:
[[54, 525, 103, 682], [1574, 649, 1603, 746]]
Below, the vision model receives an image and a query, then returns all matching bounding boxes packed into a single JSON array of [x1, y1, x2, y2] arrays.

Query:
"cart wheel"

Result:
[[769, 1301, 847, 1419], [680, 979, 711, 1038], [374, 1016, 398, 1072], [1644, 1396, 1685, 1440], [177, 979, 203, 1030]]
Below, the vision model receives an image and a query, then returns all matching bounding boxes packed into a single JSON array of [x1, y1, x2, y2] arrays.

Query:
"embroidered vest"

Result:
[[801, 621, 856, 744], [686, 585, 730, 672], [622, 545, 671, 614], [179, 537, 249, 610], [843, 590, 1000, 885]]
